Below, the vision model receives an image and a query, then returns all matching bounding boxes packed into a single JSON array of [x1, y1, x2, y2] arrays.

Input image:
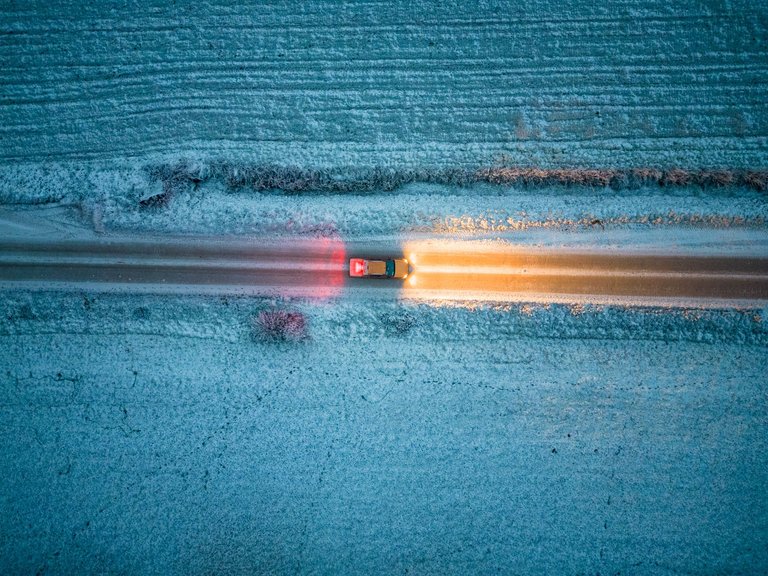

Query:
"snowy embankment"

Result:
[[4, 172, 768, 244], [3, 290, 767, 346]]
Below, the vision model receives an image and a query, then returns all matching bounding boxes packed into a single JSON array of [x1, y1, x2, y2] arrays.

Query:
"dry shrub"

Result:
[[143, 160, 205, 207], [477, 167, 617, 187], [695, 170, 734, 187], [381, 311, 416, 336], [253, 310, 308, 342], [138, 190, 171, 208], [145, 162, 768, 195], [570, 169, 616, 186], [741, 171, 768, 191], [630, 168, 663, 187], [662, 169, 691, 186], [631, 168, 663, 180]]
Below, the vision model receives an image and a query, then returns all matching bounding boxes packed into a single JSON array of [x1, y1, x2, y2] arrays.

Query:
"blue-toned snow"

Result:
[[1, 293, 768, 574], [1, 0, 768, 573]]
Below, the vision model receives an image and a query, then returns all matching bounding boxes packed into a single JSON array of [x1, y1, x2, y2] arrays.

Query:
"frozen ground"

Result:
[[2, 0, 768, 574], [1, 0, 768, 204], [1, 292, 767, 575]]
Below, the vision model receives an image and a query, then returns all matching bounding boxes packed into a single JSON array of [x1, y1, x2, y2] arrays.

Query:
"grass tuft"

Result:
[[252, 310, 309, 342]]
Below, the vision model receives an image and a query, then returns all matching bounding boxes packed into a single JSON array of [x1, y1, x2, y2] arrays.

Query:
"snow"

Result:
[[4, 178, 768, 249], [1, 291, 767, 574], [98, 181, 768, 241], [2, 0, 768, 205], [2, 290, 767, 345], [1, 0, 768, 573]]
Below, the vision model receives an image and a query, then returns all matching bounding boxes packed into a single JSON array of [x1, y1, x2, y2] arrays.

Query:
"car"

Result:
[[349, 257, 410, 279]]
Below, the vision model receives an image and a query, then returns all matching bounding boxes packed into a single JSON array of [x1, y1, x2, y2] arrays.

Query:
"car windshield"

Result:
[[385, 260, 395, 277]]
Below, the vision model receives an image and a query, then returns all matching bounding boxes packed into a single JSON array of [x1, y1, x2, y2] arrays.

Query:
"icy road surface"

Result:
[[1, 235, 767, 307]]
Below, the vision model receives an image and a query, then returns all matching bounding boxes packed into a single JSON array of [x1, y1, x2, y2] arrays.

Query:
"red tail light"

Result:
[[349, 258, 366, 277]]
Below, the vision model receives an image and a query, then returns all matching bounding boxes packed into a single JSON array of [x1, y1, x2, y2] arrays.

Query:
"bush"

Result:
[[742, 171, 768, 191], [381, 311, 416, 336], [142, 160, 205, 207], [252, 310, 308, 342]]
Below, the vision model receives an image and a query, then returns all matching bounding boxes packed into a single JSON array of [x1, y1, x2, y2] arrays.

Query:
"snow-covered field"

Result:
[[2, 0, 768, 171], [2, 292, 767, 574], [2, 0, 768, 205], [2, 1, 768, 574]]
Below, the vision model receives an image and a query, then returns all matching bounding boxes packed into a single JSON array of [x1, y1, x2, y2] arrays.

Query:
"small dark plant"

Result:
[[142, 160, 204, 207], [742, 171, 768, 192], [381, 311, 416, 336], [253, 310, 308, 342]]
